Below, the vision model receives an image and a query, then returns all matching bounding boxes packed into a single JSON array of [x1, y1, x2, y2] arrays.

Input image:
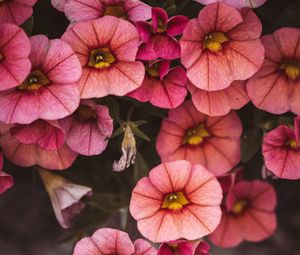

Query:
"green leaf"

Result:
[[86, 193, 124, 213], [131, 120, 148, 127], [163, 0, 176, 16], [110, 126, 125, 139], [241, 127, 263, 163], [133, 153, 149, 182], [131, 125, 150, 142]]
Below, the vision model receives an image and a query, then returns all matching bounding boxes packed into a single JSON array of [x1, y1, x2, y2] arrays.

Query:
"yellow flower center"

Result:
[[286, 138, 299, 149], [146, 63, 160, 77], [203, 32, 228, 53], [157, 19, 167, 33], [162, 192, 190, 211], [280, 60, 300, 81], [231, 199, 248, 215], [76, 104, 97, 122], [88, 48, 116, 69], [183, 124, 210, 146], [18, 70, 50, 91], [103, 5, 128, 19]]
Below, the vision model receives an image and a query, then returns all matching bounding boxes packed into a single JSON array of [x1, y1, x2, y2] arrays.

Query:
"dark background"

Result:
[[1, 0, 300, 254]]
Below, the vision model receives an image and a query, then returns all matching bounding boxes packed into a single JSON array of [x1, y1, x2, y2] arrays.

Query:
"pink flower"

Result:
[[59, 100, 113, 156], [0, 23, 31, 91], [0, 35, 82, 124], [247, 27, 300, 115], [51, 0, 69, 12], [129, 160, 222, 242], [73, 228, 156, 255], [156, 100, 242, 176], [180, 3, 264, 91], [38, 168, 92, 228], [195, 0, 267, 9], [0, 0, 37, 25], [0, 120, 78, 170], [62, 16, 145, 98], [158, 240, 210, 255], [262, 116, 300, 180], [188, 80, 249, 116], [209, 180, 277, 247], [128, 60, 188, 108], [217, 167, 243, 193], [0, 152, 14, 194], [136, 7, 189, 60], [65, 0, 151, 23]]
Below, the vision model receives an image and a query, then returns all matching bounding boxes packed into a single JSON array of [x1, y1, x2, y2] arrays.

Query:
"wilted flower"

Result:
[[209, 180, 277, 247], [128, 60, 188, 109], [180, 3, 264, 91], [136, 7, 189, 60], [38, 168, 92, 228], [158, 240, 210, 255], [65, 0, 151, 24], [0, 23, 31, 91], [195, 0, 268, 9], [130, 160, 222, 242], [73, 228, 156, 255], [0, 152, 13, 194]]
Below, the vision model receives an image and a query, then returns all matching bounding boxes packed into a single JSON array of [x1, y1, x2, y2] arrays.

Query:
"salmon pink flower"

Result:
[[0, 23, 31, 91], [62, 16, 145, 98], [0, 152, 14, 194], [0, 35, 81, 124], [262, 116, 300, 180], [136, 7, 189, 60], [59, 100, 113, 156], [38, 168, 92, 228], [65, 0, 151, 24], [0, 120, 78, 170], [128, 60, 188, 108], [73, 228, 156, 255], [156, 100, 242, 176], [158, 240, 210, 255], [130, 160, 223, 242], [188, 80, 249, 116], [209, 180, 277, 247], [247, 27, 300, 115], [51, 0, 68, 12], [0, 0, 37, 25], [180, 3, 264, 91], [195, 0, 268, 9]]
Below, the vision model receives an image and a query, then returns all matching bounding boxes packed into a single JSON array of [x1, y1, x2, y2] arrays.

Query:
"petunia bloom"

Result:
[[130, 160, 222, 242], [158, 240, 211, 255], [180, 3, 264, 91], [59, 100, 113, 156], [38, 168, 92, 228], [156, 100, 242, 176], [136, 7, 189, 61], [0, 120, 78, 170], [0, 23, 31, 91], [62, 16, 145, 98], [209, 180, 277, 247], [247, 27, 300, 115], [262, 116, 300, 180], [65, 0, 151, 24], [0, 0, 37, 25], [0, 152, 14, 194], [195, 0, 268, 9], [128, 60, 188, 108], [73, 228, 156, 255], [51, 0, 69, 12], [188, 80, 249, 116], [0, 35, 82, 124]]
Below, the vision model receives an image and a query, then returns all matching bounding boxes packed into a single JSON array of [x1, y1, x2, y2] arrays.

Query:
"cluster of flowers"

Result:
[[0, 0, 300, 254]]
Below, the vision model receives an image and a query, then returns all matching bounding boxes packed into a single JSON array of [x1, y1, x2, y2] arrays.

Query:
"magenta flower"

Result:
[[51, 0, 69, 12], [0, 152, 14, 194], [130, 160, 222, 242], [38, 168, 92, 228], [209, 180, 277, 247], [156, 100, 242, 176], [59, 100, 113, 156], [195, 0, 268, 9], [0, 0, 37, 25], [136, 7, 189, 60], [128, 60, 188, 108], [180, 3, 264, 91], [0, 35, 81, 124], [247, 27, 300, 115], [62, 16, 145, 98], [262, 117, 300, 180], [189, 80, 249, 116], [158, 240, 210, 255], [73, 228, 156, 255], [65, 0, 151, 24], [0, 120, 78, 170], [0, 23, 31, 91]]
